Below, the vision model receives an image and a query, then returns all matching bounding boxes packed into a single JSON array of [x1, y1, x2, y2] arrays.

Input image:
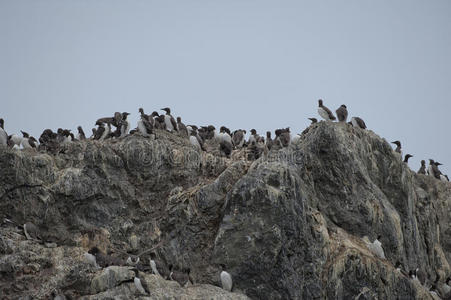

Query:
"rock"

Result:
[[90, 266, 135, 294], [0, 124, 449, 299]]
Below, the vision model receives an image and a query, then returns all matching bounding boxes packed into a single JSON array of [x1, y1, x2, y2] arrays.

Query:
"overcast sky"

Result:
[[1, 0, 450, 175]]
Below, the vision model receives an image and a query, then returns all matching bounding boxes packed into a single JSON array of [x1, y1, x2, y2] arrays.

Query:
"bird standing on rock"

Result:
[[351, 117, 367, 129], [161, 108, 178, 132], [403, 154, 413, 163], [0, 118, 8, 146], [317, 99, 336, 121], [418, 160, 426, 175], [220, 264, 233, 292], [336, 104, 348, 122]]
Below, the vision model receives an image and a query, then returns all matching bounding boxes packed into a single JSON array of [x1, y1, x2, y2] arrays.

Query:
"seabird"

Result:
[[120, 112, 131, 137], [132, 269, 150, 295], [435, 162, 449, 182], [219, 126, 233, 157], [428, 159, 441, 179], [87, 247, 123, 268], [23, 222, 41, 240], [403, 154, 413, 163], [248, 129, 259, 145], [138, 108, 153, 136], [317, 99, 336, 121], [9, 134, 22, 148], [418, 160, 426, 175], [367, 235, 385, 259], [308, 118, 318, 124], [149, 252, 170, 279], [391, 141, 402, 156], [395, 261, 409, 277], [190, 128, 206, 151], [351, 117, 367, 129], [265, 131, 273, 150], [443, 277, 451, 297], [336, 104, 348, 122], [83, 252, 100, 269], [94, 122, 105, 140], [169, 265, 192, 287], [232, 129, 246, 149], [0, 118, 7, 146], [415, 268, 426, 286], [161, 108, 178, 132], [220, 264, 233, 292], [176, 117, 188, 137], [126, 256, 140, 266], [76, 126, 86, 141]]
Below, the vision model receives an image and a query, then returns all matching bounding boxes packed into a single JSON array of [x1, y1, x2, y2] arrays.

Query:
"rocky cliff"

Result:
[[0, 122, 450, 299]]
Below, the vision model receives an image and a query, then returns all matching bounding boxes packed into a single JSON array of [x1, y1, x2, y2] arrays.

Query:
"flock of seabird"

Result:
[[1, 99, 450, 297], [1, 100, 448, 181]]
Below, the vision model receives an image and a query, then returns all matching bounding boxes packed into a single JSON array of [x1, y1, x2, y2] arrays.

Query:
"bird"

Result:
[[248, 129, 260, 145], [232, 129, 246, 149], [87, 247, 123, 268], [275, 128, 291, 147], [0, 118, 7, 146], [317, 99, 336, 121], [219, 126, 233, 158], [336, 104, 348, 122], [367, 235, 385, 259], [190, 128, 205, 151], [308, 118, 318, 124], [83, 252, 100, 269], [161, 108, 178, 132], [120, 112, 131, 137], [351, 117, 367, 129], [23, 222, 41, 240], [395, 261, 409, 277], [434, 162, 449, 182], [220, 264, 233, 292], [169, 265, 192, 287], [415, 268, 426, 286], [265, 131, 273, 150], [77, 126, 86, 141], [403, 154, 413, 163], [149, 252, 170, 279], [391, 141, 402, 154], [138, 108, 154, 136], [176, 117, 188, 137], [126, 256, 140, 266], [132, 269, 150, 295], [418, 160, 426, 175], [428, 159, 441, 179]]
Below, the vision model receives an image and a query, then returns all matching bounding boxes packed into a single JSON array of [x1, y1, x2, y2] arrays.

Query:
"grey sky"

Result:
[[1, 0, 450, 175]]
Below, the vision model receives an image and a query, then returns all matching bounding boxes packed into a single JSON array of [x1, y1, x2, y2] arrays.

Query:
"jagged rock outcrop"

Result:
[[0, 123, 449, 299]]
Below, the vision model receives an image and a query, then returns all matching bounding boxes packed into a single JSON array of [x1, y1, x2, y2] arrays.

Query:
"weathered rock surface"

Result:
[[0, 123, 449, 299]]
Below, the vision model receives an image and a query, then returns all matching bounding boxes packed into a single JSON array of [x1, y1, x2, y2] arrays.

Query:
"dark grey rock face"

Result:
[[0, 123, 449, 299]]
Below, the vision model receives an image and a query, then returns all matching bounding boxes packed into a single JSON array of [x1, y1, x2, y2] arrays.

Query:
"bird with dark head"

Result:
[[336, 104, 348, 122], [317, 99, 336, 121], [308, 118, 317, 124], [391, 141, 402, 153], [403, 154, 413, 163], [417, 160, 426, 174]]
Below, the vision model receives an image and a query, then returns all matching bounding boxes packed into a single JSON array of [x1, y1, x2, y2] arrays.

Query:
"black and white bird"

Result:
[[219, 126, 233, 158], [77, 126, 86, 140], [176, 117, 188, 137], [336, 104, 348, 122], [265, 131, 273, 150], [133, 269, 150, 295], [248, 129, 260, 145], [350, 117, 367, 129], [169, 265, 192, 287], [391, 141, 402, 154], [120, 112, 131, 137], [161, 108, 178, 132], [232, 129, 246, 149], [403, 154, 413, 163], [220, 264, 233, 292], [418, 160, 426, 175], [0, 118, 7, 146], [149, 252, 170, 279], [317, 99, 336, 121]]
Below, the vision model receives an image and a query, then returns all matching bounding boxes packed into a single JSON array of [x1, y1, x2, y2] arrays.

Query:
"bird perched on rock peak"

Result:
[[336, 104, 348, 122], [317, 99, 336, 121]]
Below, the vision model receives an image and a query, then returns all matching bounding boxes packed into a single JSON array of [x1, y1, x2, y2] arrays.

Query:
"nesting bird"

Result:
[[0, 118, 7, 146], [403, 154, 413, 163], [161, 107, 178, 132], [366, 235, 385, 259]]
